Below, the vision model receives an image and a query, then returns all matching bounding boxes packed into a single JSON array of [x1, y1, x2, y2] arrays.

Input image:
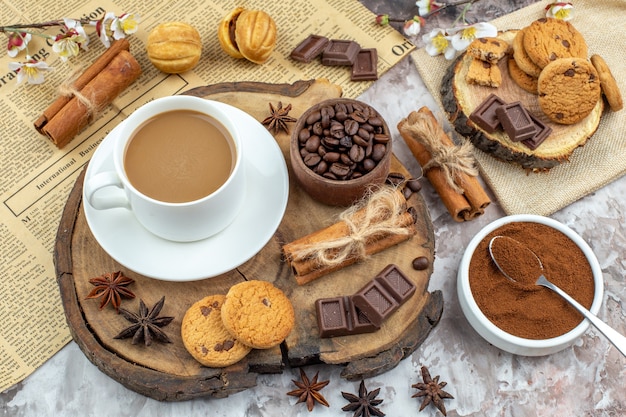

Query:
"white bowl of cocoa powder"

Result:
[[457, 214, 604, 356]]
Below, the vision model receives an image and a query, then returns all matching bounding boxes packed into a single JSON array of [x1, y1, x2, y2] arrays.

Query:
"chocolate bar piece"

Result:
[[290, 34, 329, 63], [351, 264, 416, 327], [495, 101, 537, 142], [522, 113, 552, 150], [315, 296, 378, 338], [469, 93, 506, 133], [375, 264, 416, 303], [321, 39, 360, 66], [351, 48, 378, 81]]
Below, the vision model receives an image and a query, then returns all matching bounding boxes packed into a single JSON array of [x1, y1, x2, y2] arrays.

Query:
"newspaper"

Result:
[[0, 0, 413, 391]]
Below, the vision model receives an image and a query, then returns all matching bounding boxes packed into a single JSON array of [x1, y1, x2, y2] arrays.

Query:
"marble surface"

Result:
[[3, 1, 625, 416]]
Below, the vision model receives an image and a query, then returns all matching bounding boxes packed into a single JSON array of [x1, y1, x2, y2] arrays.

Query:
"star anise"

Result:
[[85, 271, 135, 312], [341, 379, 385, 417], [262, 101, 297, 134], [114, 296, 174, 346], [286, 368, 330, 411], [412, 366, 454, 416]]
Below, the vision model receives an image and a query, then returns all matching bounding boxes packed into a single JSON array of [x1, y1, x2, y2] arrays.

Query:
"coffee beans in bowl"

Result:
[[290, 98, 392, 206]]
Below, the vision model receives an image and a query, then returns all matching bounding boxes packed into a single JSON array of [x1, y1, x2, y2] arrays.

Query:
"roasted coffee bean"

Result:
[[329, 162, 351, 178], [403, 186, 413, 200], [412, 256, 429, 271], [298, 128, 311, 143], [339, 153, 352, 165], [349, 144, 365, 162], [303, 153, 321, 167], [306, 110, 321, 125], [321, 105, 335, 119], [353, 134, 369, 147], [322, 137, 340, 148], [323, 171, 338, 180], [323, 151, 341, 162], [362, 158, 376, 172], [350, 110, 367, 123], [344, 119, 359, 136], [335, 103, 347, 114], [339, 135, 353, 148], [374, 133, 390, 144], [314, 160, 328, 175], [406, 178, 422, 192], [312, 121, 324, 136], [305, 135, 321, 152], [368, 116, 383, 127], [386, 172, 405, 186], [361, 123, 374, 132], [321, 114, 330, 129], [335, 111, 348, 122], [372, 143, 387, 161], [330, 121, 345, 138]]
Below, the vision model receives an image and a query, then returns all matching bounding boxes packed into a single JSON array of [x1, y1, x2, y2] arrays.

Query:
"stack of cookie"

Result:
[[181, 280, 295, 368], [510, 17, 622, 124]]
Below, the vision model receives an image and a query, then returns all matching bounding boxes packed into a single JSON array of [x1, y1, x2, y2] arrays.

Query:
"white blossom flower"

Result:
[[64, 18, 89, 49], [546, 2, 574, 21], [423, 28, 456, 60], [8, 57, 54, 84], [450, 22, 498, 52], [403, 16, 424, 36], [6, 32, 31, 58], [52, 28, 88, 61], [416, 0, 443, 17], [112, 13, 139, 40], [95, 12, 116, 47]]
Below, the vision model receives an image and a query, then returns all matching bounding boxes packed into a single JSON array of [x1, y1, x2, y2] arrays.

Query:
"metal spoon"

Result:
[[488, 235, 626, 357]]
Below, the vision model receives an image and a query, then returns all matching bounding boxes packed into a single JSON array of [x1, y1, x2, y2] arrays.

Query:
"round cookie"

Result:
[[507, 56, 538, 94], [181, 295, 252, 368], [590, 54, 623, 111], [538, 57, 601, 125], [512, 28, 542, 78], [523, 18, 588, 69], [221, 280, 295, 349]]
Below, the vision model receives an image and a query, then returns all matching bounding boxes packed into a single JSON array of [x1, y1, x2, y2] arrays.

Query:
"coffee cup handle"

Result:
[[84, 171, 131, 210]]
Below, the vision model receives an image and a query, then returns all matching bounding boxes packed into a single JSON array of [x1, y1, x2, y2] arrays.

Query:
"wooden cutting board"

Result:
[[54, 79, 442, 401]]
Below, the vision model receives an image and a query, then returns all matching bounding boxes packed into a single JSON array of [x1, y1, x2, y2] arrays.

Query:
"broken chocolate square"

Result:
[[469, 93, 507, 133], [522, 112, 552, 150], [495, 101, 537, 142], [290, 34, 329, 63], [321, 39, 360, 66], [351, 48, 378, 81]]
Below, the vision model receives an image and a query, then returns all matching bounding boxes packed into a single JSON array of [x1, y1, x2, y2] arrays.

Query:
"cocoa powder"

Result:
[[469, 222, 595, 340]]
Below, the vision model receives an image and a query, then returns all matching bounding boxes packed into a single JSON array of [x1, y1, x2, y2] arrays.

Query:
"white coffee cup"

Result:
[[84, 96, 246, 242]]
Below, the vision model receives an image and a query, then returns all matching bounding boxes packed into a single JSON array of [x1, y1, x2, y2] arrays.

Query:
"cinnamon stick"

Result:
[[398, 107, 490, 222], [34, 39, 130, 134], [282, 188, 417, 285]]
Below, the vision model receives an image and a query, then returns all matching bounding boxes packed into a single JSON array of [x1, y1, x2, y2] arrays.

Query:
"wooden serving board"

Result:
[[441, 31, 603, 172], [54, 79, 442, 401]]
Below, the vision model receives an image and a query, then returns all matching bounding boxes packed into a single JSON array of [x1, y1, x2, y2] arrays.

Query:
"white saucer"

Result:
[[83, 101, 289, 281]]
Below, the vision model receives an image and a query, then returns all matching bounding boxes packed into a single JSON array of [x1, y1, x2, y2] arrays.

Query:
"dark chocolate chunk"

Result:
[[469, 93, 506, 133], [290, 34, 329, 63], [522, 112, 553, 150], [374, 264, 416, 303], [351, 280, 399, 327], [495, 101, 537, 142], [412, 256, 429, 270], [315, 296, 377, 338], [351, 48, 378, 81], [321, 39, 360, 66]]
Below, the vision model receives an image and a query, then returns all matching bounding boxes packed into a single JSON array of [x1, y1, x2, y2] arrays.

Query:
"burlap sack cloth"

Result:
[[412, 0, 626, 215]]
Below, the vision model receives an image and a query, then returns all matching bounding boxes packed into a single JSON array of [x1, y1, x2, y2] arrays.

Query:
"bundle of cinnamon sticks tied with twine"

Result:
[[282, 186, 417, 285], [398, 107, 490, 222], [34, 39, 141, 148]]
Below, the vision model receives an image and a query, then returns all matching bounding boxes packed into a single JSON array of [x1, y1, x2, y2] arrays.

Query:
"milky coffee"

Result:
[[124, 110, 235, 203]]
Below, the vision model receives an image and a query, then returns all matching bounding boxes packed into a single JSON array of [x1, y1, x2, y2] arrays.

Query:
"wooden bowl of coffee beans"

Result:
[[290, 98, 392, 206]]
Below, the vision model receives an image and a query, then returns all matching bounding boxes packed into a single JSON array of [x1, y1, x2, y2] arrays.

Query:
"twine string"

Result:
[[57, 68, 102, 120], [289, 186, 412, 267], [405, 111, 478, 194]]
